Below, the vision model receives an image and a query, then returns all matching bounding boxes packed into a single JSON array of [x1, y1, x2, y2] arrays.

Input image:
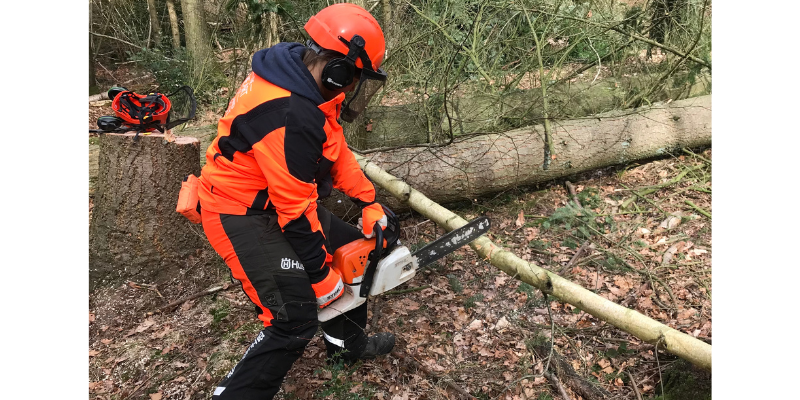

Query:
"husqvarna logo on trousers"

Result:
[[280, 258, 305, 270]]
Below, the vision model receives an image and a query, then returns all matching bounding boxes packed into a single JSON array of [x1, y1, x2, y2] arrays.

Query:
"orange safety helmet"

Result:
[[304, 3, 386, 71], [111, 90, 172, 132]]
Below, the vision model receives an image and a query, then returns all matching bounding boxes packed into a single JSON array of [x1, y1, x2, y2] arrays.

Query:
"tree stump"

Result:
[[89, 132, 204, 288]]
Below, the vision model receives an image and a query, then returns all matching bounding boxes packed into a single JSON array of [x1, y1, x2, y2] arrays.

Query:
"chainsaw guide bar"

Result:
[[412, 216, 491, 268]]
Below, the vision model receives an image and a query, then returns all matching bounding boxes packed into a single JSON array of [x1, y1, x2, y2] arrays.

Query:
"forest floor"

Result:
[[89, 125, 712, 400]]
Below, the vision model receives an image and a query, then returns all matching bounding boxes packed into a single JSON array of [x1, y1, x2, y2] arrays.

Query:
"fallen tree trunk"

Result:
[[354, 152, 712, 370], [353, 72, 710, 149], [352, 96, 710, 212]]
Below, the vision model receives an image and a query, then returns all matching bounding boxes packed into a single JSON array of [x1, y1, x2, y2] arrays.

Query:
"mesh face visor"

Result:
[[164, 86, 196, 130], [340, 67, 386, 123]]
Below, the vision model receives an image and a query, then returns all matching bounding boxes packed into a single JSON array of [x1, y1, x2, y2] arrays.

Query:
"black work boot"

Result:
[[360, 332, 395, 359]]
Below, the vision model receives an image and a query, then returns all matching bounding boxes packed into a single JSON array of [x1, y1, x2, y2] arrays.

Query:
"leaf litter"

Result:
[[89, 150, 711, 399]]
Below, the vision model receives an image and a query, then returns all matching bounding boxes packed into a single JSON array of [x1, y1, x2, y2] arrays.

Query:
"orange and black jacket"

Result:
[[198, 42, 379, 282]]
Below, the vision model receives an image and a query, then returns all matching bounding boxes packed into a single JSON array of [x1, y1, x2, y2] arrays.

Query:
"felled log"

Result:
[[89, 132, 204, 288], [354, 152, 712, 370], [339, 96, 710, 214], [349, 72, 710, 149]]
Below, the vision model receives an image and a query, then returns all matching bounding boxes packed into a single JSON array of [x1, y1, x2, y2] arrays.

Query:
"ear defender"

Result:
[[321, 35, 367, 91]]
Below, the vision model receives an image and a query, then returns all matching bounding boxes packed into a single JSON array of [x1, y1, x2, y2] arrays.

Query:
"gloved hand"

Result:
[[357, 203, 400, 252], [357, 203, 387, 239], [311, 259, 345, 309]]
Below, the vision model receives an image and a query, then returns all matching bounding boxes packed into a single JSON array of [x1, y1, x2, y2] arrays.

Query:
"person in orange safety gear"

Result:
[[198, 4, 397, 399]]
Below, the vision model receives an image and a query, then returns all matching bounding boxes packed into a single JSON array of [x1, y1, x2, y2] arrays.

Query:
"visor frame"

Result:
[[339, 74, 386, 123]]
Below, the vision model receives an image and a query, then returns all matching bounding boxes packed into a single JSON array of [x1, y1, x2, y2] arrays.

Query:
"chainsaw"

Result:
[[318, 216, 491, 322]]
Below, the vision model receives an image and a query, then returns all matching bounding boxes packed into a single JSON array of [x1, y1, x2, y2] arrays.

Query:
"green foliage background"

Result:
[[91, 0, 711, 147]]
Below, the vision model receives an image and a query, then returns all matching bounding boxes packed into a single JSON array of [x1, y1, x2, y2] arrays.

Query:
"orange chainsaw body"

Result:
[[331, 238, 377, 284]]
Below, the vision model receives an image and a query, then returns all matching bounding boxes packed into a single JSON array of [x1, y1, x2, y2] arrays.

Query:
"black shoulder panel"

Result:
[[220, 97, 291, 161], [315, 156, 335, 198], [284, 94, 327, 183]]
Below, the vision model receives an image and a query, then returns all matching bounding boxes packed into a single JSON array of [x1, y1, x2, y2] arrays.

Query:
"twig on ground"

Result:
[[564, 181, 583, 209], [96, 61, 117, 82], [370, 297, 382, 329], [121, 374, 154, 400], [682, 148, 711, 164], [229, 302, 256, 312], [655, 336, 666, 396], [544, 371, 573, 400], [685, 200, 711, 219], [621, 184, 666, 214], [530, 248, 557, 257], [392, 350, 476, 399], [621, 166, 703, 209], [183, 367, 209, 400], [533, 327, 613, 400], [122, 73, 153, 85], [583, 227, 678, 312], [543, 293, 556, 373], [383, 285, 431, 296], [148, 283, 236, 315], [651, 294, 672, 313], [559, 241, 592, 275], [627, 370, 644, 400], [127, 281, 164, 298]]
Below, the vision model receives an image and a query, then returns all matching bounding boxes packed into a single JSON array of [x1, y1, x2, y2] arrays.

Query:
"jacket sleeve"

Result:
[[330, 145, 378, 208], [249, 100, 330, 281]]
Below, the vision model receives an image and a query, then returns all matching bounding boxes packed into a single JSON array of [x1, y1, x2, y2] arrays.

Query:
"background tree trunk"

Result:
[[146, 0, 162, 48], [180, 0, 214, 80], [323, 95, 711, 217], [166, 0, 181, 50], [89, 133, 204, 288], [382, 0, 391, 42], [89, 0, 99, 95], [267, 11, 280, 47]]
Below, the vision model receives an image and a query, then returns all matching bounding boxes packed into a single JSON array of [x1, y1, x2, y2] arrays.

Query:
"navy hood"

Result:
[[251, 42, 325, 105]]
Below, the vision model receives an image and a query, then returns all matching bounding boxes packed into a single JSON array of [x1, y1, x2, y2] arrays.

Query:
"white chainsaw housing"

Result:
[[318, 246, 417, 322]]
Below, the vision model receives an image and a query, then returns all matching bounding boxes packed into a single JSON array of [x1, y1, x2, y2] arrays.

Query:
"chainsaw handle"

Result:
[[359, 222, 383, 298]]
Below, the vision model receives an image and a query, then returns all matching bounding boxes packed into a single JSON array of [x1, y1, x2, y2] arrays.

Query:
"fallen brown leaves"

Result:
[[89, 150, 711, 399]]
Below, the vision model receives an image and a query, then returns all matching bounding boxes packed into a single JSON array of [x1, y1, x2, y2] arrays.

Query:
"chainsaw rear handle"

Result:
[[359, 222, 383, 298]]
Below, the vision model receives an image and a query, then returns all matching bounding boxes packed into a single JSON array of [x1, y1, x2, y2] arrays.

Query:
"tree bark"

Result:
[[180, 0, 214, 79], [146, 0, 162, 48], [166, 0, 181, 50], [355, 72, 709, 150], [382, 0, 392, 42], [353, 151, 712, 370], [89, 0, 101, 95], [352, 95, 710, 211], [89, 133, 204, 288], [266, 11, 280, 48]]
